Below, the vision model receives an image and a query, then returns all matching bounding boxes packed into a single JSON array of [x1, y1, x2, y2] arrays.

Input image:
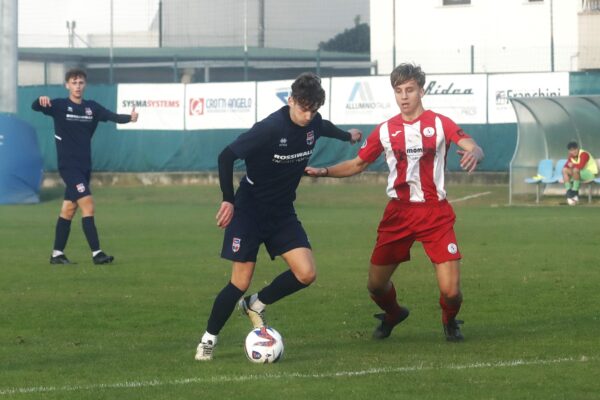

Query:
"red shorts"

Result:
[[370, 199, 461, 266]]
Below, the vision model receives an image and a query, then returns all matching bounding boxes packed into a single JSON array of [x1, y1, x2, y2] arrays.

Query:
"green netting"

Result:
[[509, 96, 600, 204]]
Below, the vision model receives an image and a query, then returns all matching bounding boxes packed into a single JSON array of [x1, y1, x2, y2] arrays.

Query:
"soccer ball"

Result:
[[244, 326, 284, 364], [567, 195, 579, 206]]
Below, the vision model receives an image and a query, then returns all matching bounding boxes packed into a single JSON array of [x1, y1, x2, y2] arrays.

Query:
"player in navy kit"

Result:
[[32, 68, 138, 265], [195, 72, 362, 360]]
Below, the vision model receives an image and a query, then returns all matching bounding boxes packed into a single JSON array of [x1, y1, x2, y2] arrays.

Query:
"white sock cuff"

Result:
[[250, 293, 266, 312], [202, 332, 218, 345]]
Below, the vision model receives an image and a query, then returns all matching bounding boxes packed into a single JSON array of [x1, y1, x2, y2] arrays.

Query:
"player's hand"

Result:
[[348, 128, 363, 144], [457, 149, 482, 173], [304, 166, 328, 177], [216, 201, 234, 228], [130, 106, 138, 122], [38, 96, 52, 107]]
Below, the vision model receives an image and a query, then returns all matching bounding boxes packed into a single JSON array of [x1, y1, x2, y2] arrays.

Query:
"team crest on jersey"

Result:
[[67, 106, 73, 112], [306, 131, 315, 145], [85, 107, 93, 116], [232, 237, 241, 253], [76, 183, 86, 193], [422, 127, 435, 137], [447, 243, 458, 254]]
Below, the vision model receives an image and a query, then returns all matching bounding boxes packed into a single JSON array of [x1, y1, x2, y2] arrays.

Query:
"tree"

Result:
[[318, 15, 370, 53]]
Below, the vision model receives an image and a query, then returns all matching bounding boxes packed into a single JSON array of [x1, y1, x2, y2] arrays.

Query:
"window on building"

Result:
[[443, 0, 471, 5]]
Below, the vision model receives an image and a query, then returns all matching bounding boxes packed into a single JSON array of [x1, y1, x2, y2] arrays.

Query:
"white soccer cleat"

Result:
[[239, 296, 267, 329], [195, 339, 216, 361]]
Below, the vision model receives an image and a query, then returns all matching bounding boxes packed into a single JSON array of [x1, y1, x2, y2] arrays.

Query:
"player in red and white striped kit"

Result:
[[306, 63, 484, 342]]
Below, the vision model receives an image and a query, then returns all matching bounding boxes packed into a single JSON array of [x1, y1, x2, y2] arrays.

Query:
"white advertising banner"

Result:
[[256, 79, 331, 121], [117, 84, 185, 130], [330, 76, 396, 125], [422, 74, 487, 124], [185, 82, 256, 130], [488, 72, 569, 123]]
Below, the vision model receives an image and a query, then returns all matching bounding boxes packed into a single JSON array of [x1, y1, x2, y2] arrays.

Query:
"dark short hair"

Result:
[[567, 141, 579, 150], [290, 72, 325, 110], [65, 68, 87, 82], [390, 63, 426, 88]]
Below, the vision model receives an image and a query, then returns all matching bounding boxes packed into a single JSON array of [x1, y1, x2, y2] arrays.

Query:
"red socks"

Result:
[[370, 284, 403, 323], [439, 294, 462, 324]]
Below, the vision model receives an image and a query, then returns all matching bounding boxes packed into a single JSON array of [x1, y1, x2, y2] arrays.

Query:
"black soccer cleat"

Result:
[[443, 319, 464, 342], [93, 251, 114, 265], [372, 307, 410, 339], [50, 254, 74, 265]]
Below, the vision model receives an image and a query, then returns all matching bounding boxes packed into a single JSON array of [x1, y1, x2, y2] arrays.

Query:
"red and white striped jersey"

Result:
[[358, 110, 470, 203]]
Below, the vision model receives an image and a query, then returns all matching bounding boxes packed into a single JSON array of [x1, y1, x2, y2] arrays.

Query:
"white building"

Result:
[[161, 0, 369, 50], [370, 0, 599, 75]]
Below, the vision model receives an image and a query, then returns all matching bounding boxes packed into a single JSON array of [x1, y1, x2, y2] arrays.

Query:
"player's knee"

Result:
[[367, 280, 388, 296], [441, 290, 462, 304], [60, 205, 77, 219], [231, 277, 252, 292], [294, 269, 316, 285]]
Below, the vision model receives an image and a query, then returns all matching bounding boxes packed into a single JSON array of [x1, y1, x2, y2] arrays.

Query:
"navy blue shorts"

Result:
[[221, 194, 311, 263], [59, 168, 92, 201]]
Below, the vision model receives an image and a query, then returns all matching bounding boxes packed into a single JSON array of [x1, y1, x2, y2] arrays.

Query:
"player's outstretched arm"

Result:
[[321, 120, 362, 144], [305, 156, 370, 178], [457, 138, 484, 173]]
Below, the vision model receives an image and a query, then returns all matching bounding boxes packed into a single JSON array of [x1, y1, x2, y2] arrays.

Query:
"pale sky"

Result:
[[18, 0, 158, 47]]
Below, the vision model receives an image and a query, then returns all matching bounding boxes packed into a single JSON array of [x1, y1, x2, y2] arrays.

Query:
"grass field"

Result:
[[1, 181, 599, 399]]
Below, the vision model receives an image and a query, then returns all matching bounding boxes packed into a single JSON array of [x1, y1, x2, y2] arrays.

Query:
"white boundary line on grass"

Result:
[[0, 356, 589, 396], [449, 191, 492, 203]]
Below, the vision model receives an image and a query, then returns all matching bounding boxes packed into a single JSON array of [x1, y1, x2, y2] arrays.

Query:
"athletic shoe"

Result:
[[239, 296, 266, 328], [49, 254, 74, 265], [194, 339, 215, 361], [372, 307, 410, 339], [566, 189, 574, 198], [443, 319, 464, 342], [93, 251, 114, 265]]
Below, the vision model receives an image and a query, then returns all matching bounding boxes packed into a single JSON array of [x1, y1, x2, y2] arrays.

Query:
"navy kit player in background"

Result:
[[32, 68, 138, 265], [195, 72, 362, 360]]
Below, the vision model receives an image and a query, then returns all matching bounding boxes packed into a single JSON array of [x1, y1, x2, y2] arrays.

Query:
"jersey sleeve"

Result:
[[31, 98, 57, 117], [228, 120, 273, 159], [357, 124, 384, 163], [320, 119, 351, 141], [94, 102, 131, 124], [440, 114, 471, 144], [575, 151, 591, 169]]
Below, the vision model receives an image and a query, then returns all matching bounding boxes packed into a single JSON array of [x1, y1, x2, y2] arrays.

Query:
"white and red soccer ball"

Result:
[[244, 326, 284, 364]]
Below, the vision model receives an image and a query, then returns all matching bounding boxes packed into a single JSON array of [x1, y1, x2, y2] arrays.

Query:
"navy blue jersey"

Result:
[[32, 98, 130, 170], [229, 105, 349, 204]]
